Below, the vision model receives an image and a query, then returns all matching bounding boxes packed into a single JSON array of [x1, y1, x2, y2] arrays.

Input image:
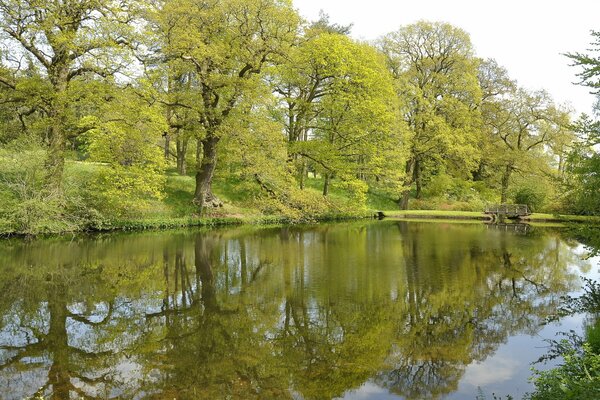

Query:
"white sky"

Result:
[[292, 0, 600, 116]]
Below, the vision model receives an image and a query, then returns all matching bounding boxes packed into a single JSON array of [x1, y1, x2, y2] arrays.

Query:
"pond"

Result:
[[0, 220, 597, 399]]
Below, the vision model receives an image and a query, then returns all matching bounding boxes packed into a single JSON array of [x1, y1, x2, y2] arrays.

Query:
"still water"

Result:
[[0, 220, 597, 399]]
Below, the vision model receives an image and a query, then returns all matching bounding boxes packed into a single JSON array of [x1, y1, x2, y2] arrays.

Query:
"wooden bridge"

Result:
[[484, 204, 530, 219]]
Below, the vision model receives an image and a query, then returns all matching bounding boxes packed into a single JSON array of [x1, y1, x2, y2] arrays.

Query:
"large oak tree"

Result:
[[0, 0, 139, 191], [159, 0, 299, 211]]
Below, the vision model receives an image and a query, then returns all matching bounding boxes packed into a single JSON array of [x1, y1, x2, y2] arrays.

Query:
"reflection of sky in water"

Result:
[[340, 250, 600, 400], [340, 316, 592, 400]]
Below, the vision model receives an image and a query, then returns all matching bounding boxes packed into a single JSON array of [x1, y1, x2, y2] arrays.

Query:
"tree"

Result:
[[562, 115, 600, 214], [473, 58, 515, 182], [486, 87, 565, 203], [380, 21, 482, 209], [0, 0, 139, 191], [563, 31, 600, 215], [159, 0, 299, 212], [276, 32, 401, 201], [80, 81, 167, 217]]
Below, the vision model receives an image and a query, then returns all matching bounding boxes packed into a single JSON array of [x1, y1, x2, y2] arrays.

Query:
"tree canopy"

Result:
[[0, 3, 594, 235]]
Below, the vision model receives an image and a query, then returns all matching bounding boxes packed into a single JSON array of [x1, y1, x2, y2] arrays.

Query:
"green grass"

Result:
[[73, 166, 600, 227], [380, 209, 600, 224], [382, 210, 488, 219], [302, 176, 399, 210], [366, 187, 400, 210], [302, 176, 350, 203], [95, 216, 244, 231], [162, 172, 196, 216], [525, 213, 600, 223]]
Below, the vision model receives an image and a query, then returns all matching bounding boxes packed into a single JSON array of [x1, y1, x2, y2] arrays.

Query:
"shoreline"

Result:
[[381, 210, 600, 224], [1, 209, 598, 239], [0, 212, 373, 239]]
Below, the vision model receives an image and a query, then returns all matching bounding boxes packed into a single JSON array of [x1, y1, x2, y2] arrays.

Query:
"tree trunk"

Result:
[[323, 173, 330, 196], [45, 119, 66, 193], [44, 92, 67, 192], [164, 133, 170, 160], [299, 158, 306, 190], [176, 137, 188, 175], [414, 158, 422, 199], [196, 138, 202, 165], [398, 158, 415, 210], [500, 163, 513, 203], [44, 65, 70, 193], [558, 154, 565, 176], [194, 134, 221, 212]]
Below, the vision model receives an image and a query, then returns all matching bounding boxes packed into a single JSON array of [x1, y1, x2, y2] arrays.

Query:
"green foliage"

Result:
[[100, 216, 243, 231], [0, 142, 88, 234], [561, 34, 600, 216], [524, 277, 600, 400], [79, 87, 167, 218], [586, 321, 600, 355], [405, 172, 492, 211], [562, 133, 600, 215], [276, 31, 404, 203], [380, 21, 483, 205], [525, 342, 600, 400], [514, 186, 546, 213], [0, 0, 142, 188], [0, 6, 589, 233]]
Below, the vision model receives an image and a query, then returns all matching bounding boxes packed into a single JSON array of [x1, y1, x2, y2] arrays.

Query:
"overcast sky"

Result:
[[292, 0, 600, 116]]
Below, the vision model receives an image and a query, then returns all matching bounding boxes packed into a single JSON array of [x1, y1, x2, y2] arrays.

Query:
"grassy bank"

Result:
[[379, 209, 600, 224], [103, 207, 599, 234], [2, 160, 599, 236], [382, 210, 489, 220]]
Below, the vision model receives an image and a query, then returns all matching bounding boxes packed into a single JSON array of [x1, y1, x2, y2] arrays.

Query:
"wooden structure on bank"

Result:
[[484, 204, 530, 220]]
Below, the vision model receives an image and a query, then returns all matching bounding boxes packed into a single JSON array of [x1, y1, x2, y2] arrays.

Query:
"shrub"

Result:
[[0, 145, 86, 234], [525, 278, 600, 399], [514, 186, 546, 213], [525, 342, 600, 400], [586, 321, 600, 355]]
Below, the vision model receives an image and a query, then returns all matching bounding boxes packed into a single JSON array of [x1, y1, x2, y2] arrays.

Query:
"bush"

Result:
[[586, 321, 600, 355], [0, 145, 87, 234], [514, 187, 546, 213], [525, 342, 600, 400], [525, 278, 600, 400]]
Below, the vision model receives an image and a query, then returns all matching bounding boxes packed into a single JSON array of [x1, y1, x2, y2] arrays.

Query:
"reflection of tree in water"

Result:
[[144, 233, 292, 399], [0, 267, 144, 399], [375, 222, 585, 399], [0, 234, 182, 399], [0, 222, 590, 399], [378, 359, 464, 399]]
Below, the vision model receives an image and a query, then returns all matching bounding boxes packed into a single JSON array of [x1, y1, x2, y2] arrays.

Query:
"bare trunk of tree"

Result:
[[473, 161, 486, 181], [176, 137, 188, 175], [194, 135, 221, 212], [164, 133, 170, 160], [44, 69, 68, 192], [323, 173, 330, 196], [299, 158, 306, 190], [414, 158, 422, 199], [398, 158, 415, 210], [45, 115, 66, 193], [500, 163, 513, 203]]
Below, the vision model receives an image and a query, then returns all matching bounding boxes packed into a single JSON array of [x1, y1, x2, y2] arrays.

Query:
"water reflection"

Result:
[[0, 221, 591, 399]]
